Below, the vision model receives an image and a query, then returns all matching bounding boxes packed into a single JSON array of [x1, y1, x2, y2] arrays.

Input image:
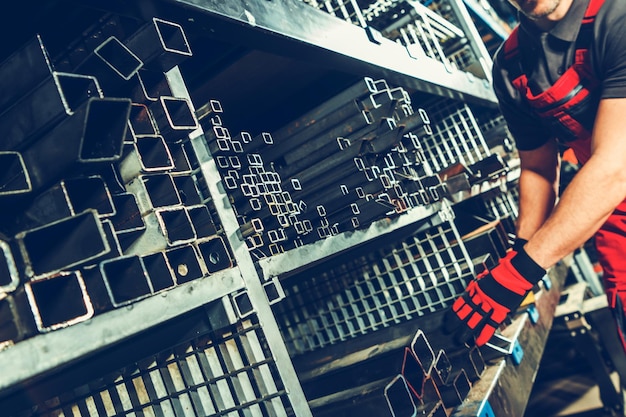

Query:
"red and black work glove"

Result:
[[443, 246, 545, 346]]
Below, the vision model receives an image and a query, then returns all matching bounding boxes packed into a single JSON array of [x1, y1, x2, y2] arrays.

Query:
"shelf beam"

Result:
[[0, 268, 244, 393]]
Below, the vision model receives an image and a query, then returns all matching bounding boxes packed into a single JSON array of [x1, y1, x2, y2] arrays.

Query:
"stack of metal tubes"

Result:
[[0, 16, 233, 348], [201, 77, 447, 260], [292, 317, 484, 417]]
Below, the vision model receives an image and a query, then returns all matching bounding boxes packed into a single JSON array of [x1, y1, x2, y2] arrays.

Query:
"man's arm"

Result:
[[516, 139, 560, 241], [525, 97, 626, 268]]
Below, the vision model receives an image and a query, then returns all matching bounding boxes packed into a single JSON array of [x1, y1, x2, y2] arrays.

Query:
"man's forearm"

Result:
[[524, 98, 626, 269]]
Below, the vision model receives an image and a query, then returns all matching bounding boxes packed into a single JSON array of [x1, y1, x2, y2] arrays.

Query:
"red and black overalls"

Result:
[[502, 0, 626, 348]]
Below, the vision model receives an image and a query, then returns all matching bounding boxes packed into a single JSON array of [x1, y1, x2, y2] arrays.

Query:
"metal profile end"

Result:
[[17, 209, 111, 278], [25, 270, 94, 332], [100, 254, 152, 307], [0, 151, 32, 196], [384, 374, 417, 417], [411, 329, 436, 376], [94, 36, 143, 81], [159, 96, 200, 131], [78, 97, 132, 163], [155, 206, 196, 247], [135, 135, 175, 172], [0, 240, 19, 293], [152, 17, 193, 56], [53, 71, 103, 115], [232, 290, 255, 319]]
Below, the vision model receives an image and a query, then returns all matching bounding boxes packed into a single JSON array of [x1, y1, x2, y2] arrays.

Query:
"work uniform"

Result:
[[492, 0, 626, 347]]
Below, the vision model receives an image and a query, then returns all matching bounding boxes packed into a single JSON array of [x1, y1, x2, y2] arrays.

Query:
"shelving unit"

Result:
[[0, 1, 596, 417]]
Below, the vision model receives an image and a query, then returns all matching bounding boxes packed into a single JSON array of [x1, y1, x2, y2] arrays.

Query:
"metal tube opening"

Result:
[[101, 255, 151, 307], [25, 271, 94, 332], [0, 152, 31, 196]]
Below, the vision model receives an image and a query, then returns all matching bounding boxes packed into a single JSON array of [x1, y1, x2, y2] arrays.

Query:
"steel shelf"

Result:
[[158, 0, 498, 106], [257, 200, 446, 279], [451, 255, 571, 417], [0, 267, 245, 393]]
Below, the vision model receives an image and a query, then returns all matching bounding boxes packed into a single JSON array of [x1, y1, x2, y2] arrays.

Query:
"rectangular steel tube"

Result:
[[25, 270, 94, 332], [11, 97, 131, 200], [0, 35, 52, 112], [16, 210, 110, 278], [100, 255, 151, 307], [0, 72, 101, 152], [124, 17, 192, 72]]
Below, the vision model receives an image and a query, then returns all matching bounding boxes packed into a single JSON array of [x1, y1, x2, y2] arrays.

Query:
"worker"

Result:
[[444, 0, 626, 348]]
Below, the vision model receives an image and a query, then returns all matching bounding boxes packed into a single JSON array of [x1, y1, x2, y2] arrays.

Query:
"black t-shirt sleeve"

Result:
[[492, 51, 552, 151], [594, 1, 626, 99]]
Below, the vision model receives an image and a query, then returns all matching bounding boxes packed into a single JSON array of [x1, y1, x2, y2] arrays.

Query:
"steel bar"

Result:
[[165, 244, 204, 284], [0, 72, 101, 152], [9, 97, 131, 201], [267, 106, 377, 166], [0, 35, 52, 112], [141, 251, 176, 292], [16, 210, 110, 278], [24, 270, 94, 332], [73, 36, 143, 96], [124, 17, 192, 72], [100, 254, 151, 307]]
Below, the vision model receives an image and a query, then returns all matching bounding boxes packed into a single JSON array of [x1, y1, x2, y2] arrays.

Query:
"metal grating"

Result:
[[273, 214, 474, 355], [421, 100, 490, 172], [23, 317, 293, 417]]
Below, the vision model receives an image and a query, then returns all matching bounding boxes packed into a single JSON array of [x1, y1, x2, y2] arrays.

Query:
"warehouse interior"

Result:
[[0, 0, 624, 416]]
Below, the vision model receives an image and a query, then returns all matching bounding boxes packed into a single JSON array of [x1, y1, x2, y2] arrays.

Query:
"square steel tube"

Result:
[[100, 254, 152, 307], [0, 72, 101, 152], [25, 270, 94, 332], [17, 209, 110, 278], [124, 17, 192, 72], [0, 152, 31, 197], [14, 97, 131, 198]]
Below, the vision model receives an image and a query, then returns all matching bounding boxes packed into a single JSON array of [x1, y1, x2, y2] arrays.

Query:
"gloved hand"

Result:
[[444, 246, 545, 346]]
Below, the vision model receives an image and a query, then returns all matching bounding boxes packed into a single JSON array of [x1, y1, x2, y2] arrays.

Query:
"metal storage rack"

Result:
[[0, 1, 601, 416]]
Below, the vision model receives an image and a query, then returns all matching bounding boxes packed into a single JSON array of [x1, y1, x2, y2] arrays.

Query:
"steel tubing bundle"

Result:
[[295, 322, 479, 417], [201, 77, 447, 258], [0, 16, 233, 345]]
